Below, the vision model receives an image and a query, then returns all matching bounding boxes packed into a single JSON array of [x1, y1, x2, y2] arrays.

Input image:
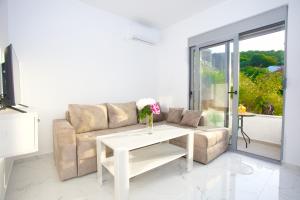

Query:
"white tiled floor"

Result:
[[237, 138, 281, 160], [6, 152, 300, 200]]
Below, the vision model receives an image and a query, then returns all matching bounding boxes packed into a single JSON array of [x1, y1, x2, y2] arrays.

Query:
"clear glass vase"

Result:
[[146, 113, 154, 134]]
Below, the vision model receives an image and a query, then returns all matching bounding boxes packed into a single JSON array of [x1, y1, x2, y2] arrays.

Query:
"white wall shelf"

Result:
[[0, 108, 38, 158]]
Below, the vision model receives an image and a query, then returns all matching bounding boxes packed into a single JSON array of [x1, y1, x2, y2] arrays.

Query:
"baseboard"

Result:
[[12, 150, 52, 161], [281, 162, 300, 170], [14, 152, 53, 164]]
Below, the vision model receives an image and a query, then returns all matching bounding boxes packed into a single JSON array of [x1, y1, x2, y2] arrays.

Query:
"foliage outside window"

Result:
[[239, 50, 284, 115], [200, 50, 284, 116]]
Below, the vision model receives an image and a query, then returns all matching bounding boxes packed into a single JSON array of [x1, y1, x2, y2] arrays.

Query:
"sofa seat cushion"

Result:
[[68, 104, 108, 134], [166, 122, 228, 148], [76, 124, 145, 160], [107, 102, 138, 128], [195, 127, 229, 147], [195, 129, 228, 148]]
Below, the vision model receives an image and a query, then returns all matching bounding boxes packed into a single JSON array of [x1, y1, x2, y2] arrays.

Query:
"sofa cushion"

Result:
[[107, 102, 138, 128], [196, 127, 228, 145], [167, 108, 184, 123], [167, 122, 228, 148], [68, 104, 108, 134], [180, 110, 202, 127], [76, 124, 145, 160]]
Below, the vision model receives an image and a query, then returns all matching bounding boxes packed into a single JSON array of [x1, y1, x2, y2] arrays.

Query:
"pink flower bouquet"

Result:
[[150, 103, 161, 115], [136, 99, 160, 130]]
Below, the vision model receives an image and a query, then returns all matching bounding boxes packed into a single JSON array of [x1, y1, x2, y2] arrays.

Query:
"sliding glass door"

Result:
[[190, 41, 233, 128], [189, 22, 286, 161], [236, 26, 286, 160]]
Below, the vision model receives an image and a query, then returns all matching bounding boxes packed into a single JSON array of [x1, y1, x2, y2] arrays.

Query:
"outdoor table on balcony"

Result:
[[239, 112, 256, 148]]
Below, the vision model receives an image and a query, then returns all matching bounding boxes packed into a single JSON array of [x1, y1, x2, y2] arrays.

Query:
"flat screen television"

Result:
[[2, 44, 21, 107]]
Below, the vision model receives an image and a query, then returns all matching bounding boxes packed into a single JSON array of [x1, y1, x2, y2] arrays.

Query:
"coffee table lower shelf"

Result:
[[102, 143, 186, 178], [97, 125, 194, 200]]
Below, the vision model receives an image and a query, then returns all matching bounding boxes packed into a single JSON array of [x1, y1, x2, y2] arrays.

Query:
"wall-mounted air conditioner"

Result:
[[127, 23, 160, 45]]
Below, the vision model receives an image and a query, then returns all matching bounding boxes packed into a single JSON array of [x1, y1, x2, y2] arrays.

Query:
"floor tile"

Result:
[[5, 152, 300, 200]]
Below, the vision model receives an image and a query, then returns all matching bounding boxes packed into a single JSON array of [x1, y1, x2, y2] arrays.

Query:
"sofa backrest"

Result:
[[66, 102, 139, 133]]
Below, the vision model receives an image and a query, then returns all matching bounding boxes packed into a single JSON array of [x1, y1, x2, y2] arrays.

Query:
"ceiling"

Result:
[[81, 0, 225, 29]]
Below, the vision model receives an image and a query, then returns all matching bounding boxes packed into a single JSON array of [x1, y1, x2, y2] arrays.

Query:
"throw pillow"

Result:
[[107, 102, 138, 128], [180, 110, 202, 128], [167, 108, 184, 123], [68, 104, 108, 134], [153, 103, 164, 122]]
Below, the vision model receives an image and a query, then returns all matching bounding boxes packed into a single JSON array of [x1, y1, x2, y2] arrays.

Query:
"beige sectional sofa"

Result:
[[53, 102, 229, 181]]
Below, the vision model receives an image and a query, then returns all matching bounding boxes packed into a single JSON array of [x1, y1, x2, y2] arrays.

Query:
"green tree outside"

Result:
[[239, 50, 284, 115]]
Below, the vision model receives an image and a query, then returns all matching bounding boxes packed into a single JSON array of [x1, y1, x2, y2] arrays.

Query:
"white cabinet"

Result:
[[0, 108, 38, 158]]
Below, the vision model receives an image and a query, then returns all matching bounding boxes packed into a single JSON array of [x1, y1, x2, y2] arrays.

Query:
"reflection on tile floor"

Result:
[[237, 138, 281, 160], [6, 152, 300, 200]]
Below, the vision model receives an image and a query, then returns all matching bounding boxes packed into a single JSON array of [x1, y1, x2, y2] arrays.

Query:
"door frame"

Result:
[[235, 24, 287, 162], [189, 24, 287, 162]]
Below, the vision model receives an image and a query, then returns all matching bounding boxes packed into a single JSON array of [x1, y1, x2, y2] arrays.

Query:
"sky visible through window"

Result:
[[209, 30, 285, 53], [240, 30, 285, 51]]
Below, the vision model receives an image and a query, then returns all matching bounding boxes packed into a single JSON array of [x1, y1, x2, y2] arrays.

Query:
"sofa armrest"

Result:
[[53, 119, 77, 181]]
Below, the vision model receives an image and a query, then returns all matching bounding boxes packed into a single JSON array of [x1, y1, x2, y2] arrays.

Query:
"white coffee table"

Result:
[[96, 125, 194, 200]]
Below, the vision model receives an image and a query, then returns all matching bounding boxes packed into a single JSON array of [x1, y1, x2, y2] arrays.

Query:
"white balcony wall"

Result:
[[239, 115, 282, 145]]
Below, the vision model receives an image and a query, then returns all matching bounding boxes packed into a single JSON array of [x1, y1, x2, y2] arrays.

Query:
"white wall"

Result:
[[241, 115, 282, 145], [0, 0, 8, 49], [157, 0, 300, 166], [282, 0, 300, 167], [0, 1, 14, 199], [7, 0, 159, 154], [0, 0, 8, 90], [0, 0, 8, 199]]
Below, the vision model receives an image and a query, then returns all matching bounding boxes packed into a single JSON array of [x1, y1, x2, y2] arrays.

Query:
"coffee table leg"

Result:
[[186, 132, 194, 172], [97, 138, 106, 185], [114, 149, 129, 200]]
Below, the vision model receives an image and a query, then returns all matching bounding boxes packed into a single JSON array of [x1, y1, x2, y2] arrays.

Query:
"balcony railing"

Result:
[[202, 110, 282, 145], [239, 114, 282, 145]]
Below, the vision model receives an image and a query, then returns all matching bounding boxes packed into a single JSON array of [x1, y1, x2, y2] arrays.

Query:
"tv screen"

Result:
[[2, 44, 21, 106]]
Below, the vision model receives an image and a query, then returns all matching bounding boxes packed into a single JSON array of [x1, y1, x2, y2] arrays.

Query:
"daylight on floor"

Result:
[[0, 1, 300, 200]]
